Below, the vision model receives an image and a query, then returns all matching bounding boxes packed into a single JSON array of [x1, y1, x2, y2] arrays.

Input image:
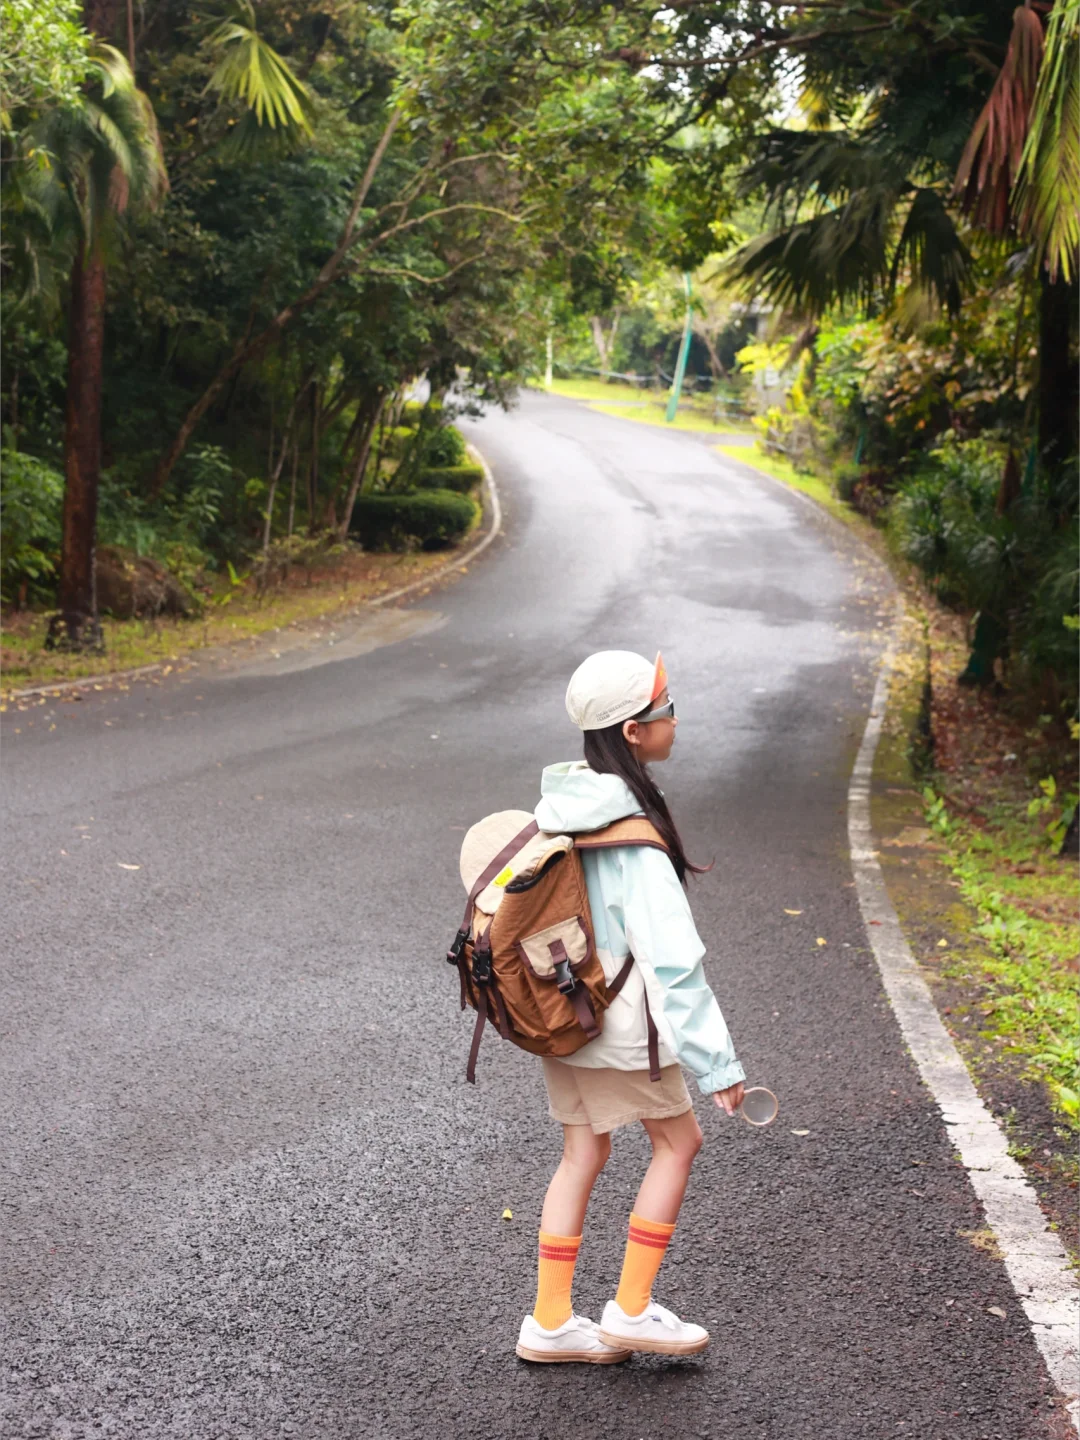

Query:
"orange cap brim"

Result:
[[650, 651, 668, 703]]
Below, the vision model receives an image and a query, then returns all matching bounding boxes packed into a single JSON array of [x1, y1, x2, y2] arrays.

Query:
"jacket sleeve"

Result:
[[619, 846, 745, 1096]]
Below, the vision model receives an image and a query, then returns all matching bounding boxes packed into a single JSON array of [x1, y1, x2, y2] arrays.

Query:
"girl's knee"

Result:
[[563, 1128, 611, 1177], [657, 1116, 703, 1168]]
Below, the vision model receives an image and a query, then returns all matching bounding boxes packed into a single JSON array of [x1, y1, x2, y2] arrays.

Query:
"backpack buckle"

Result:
[[554, 958, 576, 994], [472, 944, 492, 984], [446, 928, 468, 965]]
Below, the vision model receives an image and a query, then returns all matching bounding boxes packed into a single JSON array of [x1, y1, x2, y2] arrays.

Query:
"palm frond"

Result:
[[205, 3, 313, 141], [890, 188, 972, 315], [1013, 0, 1080, 282], [953, 3, 1044, 233], [723, 193, 894, 316], [739, 128, 897, 223]]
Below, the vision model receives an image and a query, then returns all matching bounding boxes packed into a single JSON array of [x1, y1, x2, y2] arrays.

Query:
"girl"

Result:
[[516, 650, 745, 1365]]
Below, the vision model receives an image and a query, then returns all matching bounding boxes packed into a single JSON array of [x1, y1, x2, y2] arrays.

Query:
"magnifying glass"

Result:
[[739, 1086, 779, 1127]]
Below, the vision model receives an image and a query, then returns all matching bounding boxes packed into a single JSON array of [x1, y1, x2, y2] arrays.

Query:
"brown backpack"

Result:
[[447, 810, 668, 1082]]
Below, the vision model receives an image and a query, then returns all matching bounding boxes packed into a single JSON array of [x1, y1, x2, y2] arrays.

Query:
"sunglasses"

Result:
[[635, 696, 675, 724]]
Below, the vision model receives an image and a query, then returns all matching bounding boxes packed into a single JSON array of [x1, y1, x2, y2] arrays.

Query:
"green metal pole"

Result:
[[665, 272, 693, 423]]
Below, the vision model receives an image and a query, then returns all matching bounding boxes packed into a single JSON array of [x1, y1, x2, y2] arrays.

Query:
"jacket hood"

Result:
[[535, 761, 642, 834]]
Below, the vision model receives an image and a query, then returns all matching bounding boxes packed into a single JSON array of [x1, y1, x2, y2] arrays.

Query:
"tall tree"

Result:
[[20, 42, 167, 647]]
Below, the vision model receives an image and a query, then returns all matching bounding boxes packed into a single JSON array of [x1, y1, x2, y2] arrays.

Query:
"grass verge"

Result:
[[540, 378, 755, 435], [873, 604, 1078, 1258], [714, 442, 859, 528], [1, 545, 454, 696]]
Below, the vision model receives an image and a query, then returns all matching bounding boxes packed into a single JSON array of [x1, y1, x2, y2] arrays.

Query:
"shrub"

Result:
[[415, 463, 483, 494], [350, 489, 478, 551], [423, 424, 466, 468], [890, 435, 1078, 702], [0, 450, 64, 605]]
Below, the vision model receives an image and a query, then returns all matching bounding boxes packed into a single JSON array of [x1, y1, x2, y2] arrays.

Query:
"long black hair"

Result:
[[582, 714, 709, 883]]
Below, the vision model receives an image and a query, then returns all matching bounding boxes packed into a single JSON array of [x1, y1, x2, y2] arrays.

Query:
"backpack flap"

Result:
[[516, 917, 590, 984]]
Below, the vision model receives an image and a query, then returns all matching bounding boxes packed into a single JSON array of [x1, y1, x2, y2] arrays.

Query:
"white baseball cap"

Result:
[[565, 650, 668, 731]]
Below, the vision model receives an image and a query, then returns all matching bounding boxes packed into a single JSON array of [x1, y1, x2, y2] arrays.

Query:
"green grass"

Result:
[[540, 378, 755, 434], [0, 548, 451, 695], [714, 442, 860, 527], [924, 785, 1080, 1123]]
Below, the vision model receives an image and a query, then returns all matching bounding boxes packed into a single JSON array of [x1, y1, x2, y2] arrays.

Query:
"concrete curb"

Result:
[[851, 602, 1080, 1430], [719, 440, 1079, 1422], [4, 444, 502, 703]]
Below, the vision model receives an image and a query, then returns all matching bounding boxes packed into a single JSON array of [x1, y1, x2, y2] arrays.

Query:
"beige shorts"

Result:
[[541, 1057, 693, 1134]]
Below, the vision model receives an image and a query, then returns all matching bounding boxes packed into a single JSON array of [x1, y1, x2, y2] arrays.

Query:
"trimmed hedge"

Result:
[[350, 488, 479, 551], [415, 463, 484, 494]]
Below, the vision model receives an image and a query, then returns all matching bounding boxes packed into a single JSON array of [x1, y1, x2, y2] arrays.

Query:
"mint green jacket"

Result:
[[534, 762, 745, 1096]]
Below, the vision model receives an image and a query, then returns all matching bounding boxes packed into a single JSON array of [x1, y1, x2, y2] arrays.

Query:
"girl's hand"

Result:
[[713, 1082, 744, 1117]]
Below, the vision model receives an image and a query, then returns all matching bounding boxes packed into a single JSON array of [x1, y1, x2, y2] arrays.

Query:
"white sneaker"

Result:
[[599, 1297, 710, 1355], [516, 1311, 632, 1364]]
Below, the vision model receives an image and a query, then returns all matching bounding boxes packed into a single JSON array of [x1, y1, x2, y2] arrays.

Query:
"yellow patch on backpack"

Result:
[[493, 866, 514, 888]]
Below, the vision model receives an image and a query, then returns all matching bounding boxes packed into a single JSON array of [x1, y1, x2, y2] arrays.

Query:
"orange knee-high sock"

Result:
[[615, 1213, 676, 1316], [533, 1231, 582, 1330]]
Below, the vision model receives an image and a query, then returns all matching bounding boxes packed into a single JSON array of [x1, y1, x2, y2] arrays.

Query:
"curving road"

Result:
[[1, 391, 1067, 1439]]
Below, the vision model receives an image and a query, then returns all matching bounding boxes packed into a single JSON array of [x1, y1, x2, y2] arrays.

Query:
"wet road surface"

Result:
[[2, 392, 1068, 1438]]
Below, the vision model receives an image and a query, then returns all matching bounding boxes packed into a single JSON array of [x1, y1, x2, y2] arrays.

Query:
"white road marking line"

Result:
[[369, 441, 502, 609], [850, 608, 1079, 1431]]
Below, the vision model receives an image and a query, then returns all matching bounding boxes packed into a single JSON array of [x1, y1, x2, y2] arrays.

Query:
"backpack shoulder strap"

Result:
[[574, 817, 668, 852]]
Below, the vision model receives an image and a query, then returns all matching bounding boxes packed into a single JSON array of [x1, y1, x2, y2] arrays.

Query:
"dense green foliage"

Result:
[[415, 464, 483, 494], [1, 0, 1076, 707], [350, 488, 478, 550]]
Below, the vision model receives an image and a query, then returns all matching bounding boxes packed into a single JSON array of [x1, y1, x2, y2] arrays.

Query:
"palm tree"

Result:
[[954, 0, 1079, 467], [10, 2, 314, 649], [725, 1, 1077, 468], [21, 43, 168, 649]]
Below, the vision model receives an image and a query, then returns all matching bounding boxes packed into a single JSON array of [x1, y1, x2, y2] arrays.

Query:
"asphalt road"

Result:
[[2, 392, 1068, 1439]]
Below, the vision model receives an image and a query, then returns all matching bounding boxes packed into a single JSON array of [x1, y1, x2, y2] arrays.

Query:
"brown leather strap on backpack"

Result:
[[566, 984, 600, 1041], [603, 955, 661, 1081], [574, 817, 668, 853], [466, 987, 490, 1084], [460, 818, 540, 931], [605, 954, 636, 999], [642, 988, 661, 1082]]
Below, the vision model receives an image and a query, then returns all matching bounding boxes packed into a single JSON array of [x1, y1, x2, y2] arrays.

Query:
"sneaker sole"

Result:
[[516, 1343, 632, 1364], [597, 1328, 709, 1356]]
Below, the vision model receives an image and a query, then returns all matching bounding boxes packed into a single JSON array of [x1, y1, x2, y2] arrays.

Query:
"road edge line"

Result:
[[368, 441, 501, 609], [5, 444, 502, 702], [850, 603, 1080, 1430]]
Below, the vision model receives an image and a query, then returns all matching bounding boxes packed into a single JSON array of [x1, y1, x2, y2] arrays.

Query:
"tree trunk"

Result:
[[287, 439, 298, 537], [1037, 271, 1079, 469], [699, 332, 725, 382], [263, 381, 308, 553], [49, 245, 106, 651], [337, 394, 385, 541], [589, 312, 620, 374], [306, 383, 320, 534], [589, 316, 609, 373]]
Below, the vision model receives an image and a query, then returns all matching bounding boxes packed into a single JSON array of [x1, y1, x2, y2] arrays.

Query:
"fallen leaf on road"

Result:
[[987, 1306, 1006, 1319], [784, 908, 802, 915], [117, 863, 141, 871], [791, 1129, 810, 1136], [502, 1209, 513, 1221], [816, 937, 827, 946]]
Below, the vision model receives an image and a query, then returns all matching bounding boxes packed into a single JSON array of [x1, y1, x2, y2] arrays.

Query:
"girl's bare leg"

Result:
[[633, 1110, 704, 1224], [540, 1124, 612, 1235]]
